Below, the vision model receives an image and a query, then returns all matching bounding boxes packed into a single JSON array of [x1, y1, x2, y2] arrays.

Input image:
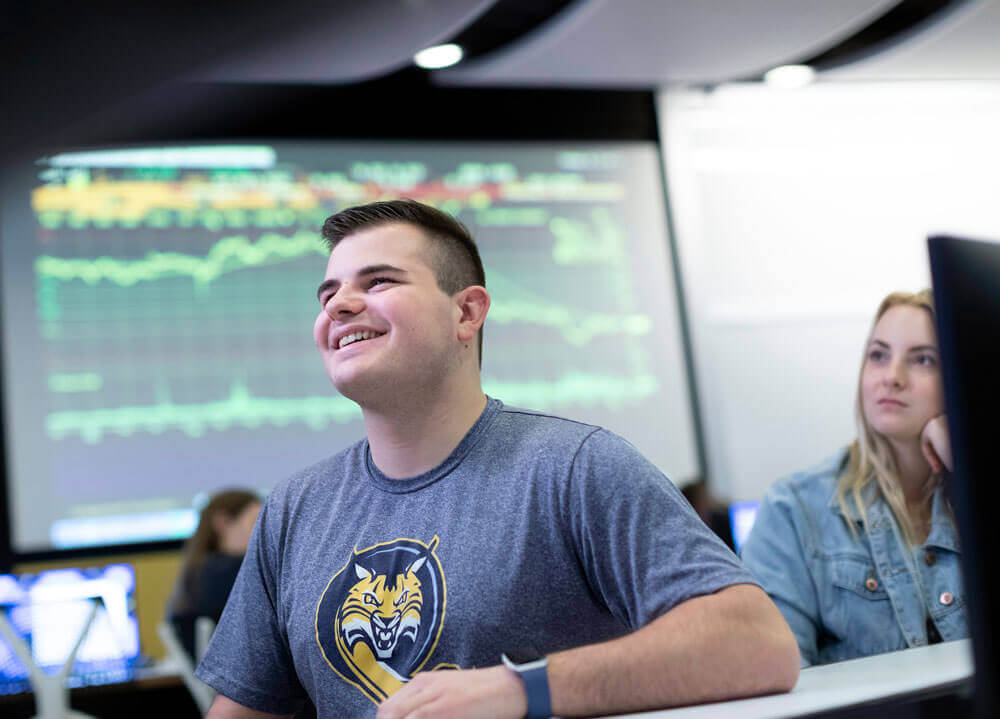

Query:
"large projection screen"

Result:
[[1, 141, 698, 555]]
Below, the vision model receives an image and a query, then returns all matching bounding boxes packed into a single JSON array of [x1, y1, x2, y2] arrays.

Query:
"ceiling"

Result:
[[187, 0, 499, 84], [823, 0, 1000, 80], [4, 0, 999, 158], [435, 0, 902, 86], [188, 0, 1000, 86]]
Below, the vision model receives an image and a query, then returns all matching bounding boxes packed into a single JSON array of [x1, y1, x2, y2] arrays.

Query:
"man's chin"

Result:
[[331, 378, 367, 404], [331, 371, 390, 407]]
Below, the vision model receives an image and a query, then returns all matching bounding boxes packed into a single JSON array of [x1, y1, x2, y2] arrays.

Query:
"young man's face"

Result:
[[313, 222, 462, 405]]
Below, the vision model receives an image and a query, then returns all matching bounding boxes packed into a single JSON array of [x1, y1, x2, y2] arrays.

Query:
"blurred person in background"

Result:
[[169, 489, 262, 660], [681, 477, 735, 551]]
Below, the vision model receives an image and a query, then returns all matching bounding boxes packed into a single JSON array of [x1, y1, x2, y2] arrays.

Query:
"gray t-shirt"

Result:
[[196, 399, 755, 717]]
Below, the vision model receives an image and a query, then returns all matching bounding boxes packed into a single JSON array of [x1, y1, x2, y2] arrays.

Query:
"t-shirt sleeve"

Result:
[[195, 496, 308, 714], [565, 429, 759, 630]]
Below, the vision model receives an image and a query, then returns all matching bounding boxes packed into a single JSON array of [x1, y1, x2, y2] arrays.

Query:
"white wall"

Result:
[[657, 82, 1000, 501]]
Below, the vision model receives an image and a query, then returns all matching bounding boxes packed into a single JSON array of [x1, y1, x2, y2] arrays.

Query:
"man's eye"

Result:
[[370, 277, 395, 288]]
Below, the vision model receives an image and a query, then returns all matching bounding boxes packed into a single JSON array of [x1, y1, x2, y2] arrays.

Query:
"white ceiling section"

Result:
[[188, 0, 498, 83], [178, 0, 1000, 88], [824, 0, 1000, 80], [433, 0, 899, 87]]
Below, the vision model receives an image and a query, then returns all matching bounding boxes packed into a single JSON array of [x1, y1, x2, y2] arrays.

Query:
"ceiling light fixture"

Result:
[[763, 65, 816, 89], [414, 44, 464, 70]]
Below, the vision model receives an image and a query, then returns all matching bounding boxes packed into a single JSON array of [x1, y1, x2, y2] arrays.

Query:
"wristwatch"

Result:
[[501, 649, 551, 719]]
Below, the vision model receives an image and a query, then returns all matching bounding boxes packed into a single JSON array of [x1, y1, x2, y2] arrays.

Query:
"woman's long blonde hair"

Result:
[[837, 289, 940, 546]]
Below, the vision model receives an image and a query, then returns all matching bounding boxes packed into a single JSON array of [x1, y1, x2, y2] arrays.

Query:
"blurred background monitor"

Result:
[[0, 563, 141, 695], [928, 234, 1000, 718], [0, 141, 698, 558], [728, 500, 759, 555]]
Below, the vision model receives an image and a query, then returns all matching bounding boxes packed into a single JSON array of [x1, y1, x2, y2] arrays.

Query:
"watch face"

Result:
[[503, 647, 544, 665]]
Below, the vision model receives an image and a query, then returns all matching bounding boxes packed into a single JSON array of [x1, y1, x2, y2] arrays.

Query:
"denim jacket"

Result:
[[741, 450, 967, 667]]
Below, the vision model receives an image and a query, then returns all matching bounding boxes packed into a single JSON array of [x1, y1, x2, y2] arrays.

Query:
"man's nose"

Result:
[[325, 283, 364, 318]]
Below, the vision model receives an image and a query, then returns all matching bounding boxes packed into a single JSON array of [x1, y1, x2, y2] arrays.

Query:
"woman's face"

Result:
[[216, 501, 262, 556], [861, 305, 944, 443]]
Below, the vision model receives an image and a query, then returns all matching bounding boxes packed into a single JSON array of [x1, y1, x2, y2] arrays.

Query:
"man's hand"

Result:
[[921, 414, 953, 474], [377, 665, 527, 719]]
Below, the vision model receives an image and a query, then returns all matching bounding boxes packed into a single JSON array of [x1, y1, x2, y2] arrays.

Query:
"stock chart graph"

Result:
[[1, 143, 697, 552]]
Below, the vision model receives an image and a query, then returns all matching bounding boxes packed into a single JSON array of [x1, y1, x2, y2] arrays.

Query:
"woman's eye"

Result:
[[868, 349, 887, 362], [914, 354, 938, 367]]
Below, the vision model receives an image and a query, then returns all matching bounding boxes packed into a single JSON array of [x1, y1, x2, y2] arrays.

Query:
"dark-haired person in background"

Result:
[[681, 477, 736, 551], [742, 290, 967, 667], [196, 199, 799, 718], [168, 489, 261, 661]]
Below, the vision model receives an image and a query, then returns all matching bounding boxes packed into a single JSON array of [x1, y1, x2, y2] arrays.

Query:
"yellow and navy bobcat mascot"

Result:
[[316, 536, 448, 705]]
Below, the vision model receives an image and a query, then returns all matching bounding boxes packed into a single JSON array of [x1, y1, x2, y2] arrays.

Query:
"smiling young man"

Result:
[[196, 200, 799, 719]]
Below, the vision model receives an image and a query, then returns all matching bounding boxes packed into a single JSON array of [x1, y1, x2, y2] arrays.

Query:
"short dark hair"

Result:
[[321, 199, 487, 363]]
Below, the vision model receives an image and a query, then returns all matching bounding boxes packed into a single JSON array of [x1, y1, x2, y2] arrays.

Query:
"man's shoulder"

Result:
[[495, 403, 602, 436], [490, 401, 656, 474], [491, 402, 632, 455], [266, 438, 368, 505]]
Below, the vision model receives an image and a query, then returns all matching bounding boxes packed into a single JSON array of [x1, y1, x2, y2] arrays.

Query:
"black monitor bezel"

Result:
[[928, 233, 1000, 717]]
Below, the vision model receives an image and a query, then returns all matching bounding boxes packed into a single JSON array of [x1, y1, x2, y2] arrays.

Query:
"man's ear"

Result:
[[455, 285, 490, 342]]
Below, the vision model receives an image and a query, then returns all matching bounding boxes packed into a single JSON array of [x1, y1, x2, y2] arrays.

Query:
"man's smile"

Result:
[[336, 329, 386, 350]]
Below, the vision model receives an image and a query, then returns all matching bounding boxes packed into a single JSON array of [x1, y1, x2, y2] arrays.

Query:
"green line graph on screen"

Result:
[[35, 231, 325, 288], [31, 150, 663, 445], [35, 227, 652, 346], [45, 372, 660, 444]]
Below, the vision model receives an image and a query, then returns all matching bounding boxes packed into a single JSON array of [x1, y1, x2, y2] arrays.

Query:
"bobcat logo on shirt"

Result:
[[316, 536, 452, 704]]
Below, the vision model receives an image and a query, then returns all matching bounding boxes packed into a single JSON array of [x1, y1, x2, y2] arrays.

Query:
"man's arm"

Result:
[[377, 583, 800, 718], [548, 583, 798, 715], [205, 695, 294, 719]]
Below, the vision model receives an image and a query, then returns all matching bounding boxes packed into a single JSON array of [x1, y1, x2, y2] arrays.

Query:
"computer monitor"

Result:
[[728, 500, 759, 555], [927, 234, 1000, 718], [0, 563, 140, 695]]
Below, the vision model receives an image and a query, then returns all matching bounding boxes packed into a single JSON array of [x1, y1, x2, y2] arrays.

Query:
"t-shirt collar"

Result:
[[363, 396, 502, 494]]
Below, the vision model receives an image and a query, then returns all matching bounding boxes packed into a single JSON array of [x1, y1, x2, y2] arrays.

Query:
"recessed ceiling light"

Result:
[[414, 44, 464, 70], [763, 64, 816, 89]]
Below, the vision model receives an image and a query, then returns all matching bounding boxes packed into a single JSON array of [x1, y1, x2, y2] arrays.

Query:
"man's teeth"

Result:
[[338, 330, 381, 349]]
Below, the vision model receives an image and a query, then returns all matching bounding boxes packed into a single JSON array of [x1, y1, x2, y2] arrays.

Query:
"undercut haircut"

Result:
[[320, 199, 487, 364]]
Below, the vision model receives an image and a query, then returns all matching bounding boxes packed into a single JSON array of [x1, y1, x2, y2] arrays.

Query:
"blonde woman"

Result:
[[741, 290, 967, 666]]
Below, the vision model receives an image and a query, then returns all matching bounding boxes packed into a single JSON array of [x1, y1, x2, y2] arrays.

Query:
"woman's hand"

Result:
[[920, 415, 953, 474]]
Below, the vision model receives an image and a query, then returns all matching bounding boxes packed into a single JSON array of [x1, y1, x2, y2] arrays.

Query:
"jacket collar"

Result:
[[827, 477, 877, 523], [827, 478, 960, 552], [925, 488, 961, 553]]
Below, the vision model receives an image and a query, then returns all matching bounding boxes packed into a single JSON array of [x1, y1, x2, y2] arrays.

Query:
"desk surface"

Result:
[[0, 641, 971, 718], [602, 639, 973, 719]]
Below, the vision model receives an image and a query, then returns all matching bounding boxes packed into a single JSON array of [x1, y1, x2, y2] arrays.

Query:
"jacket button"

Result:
[[940, 592, 954, 605], [924, 551, 937, 566], [865, 577, 879, 591]]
